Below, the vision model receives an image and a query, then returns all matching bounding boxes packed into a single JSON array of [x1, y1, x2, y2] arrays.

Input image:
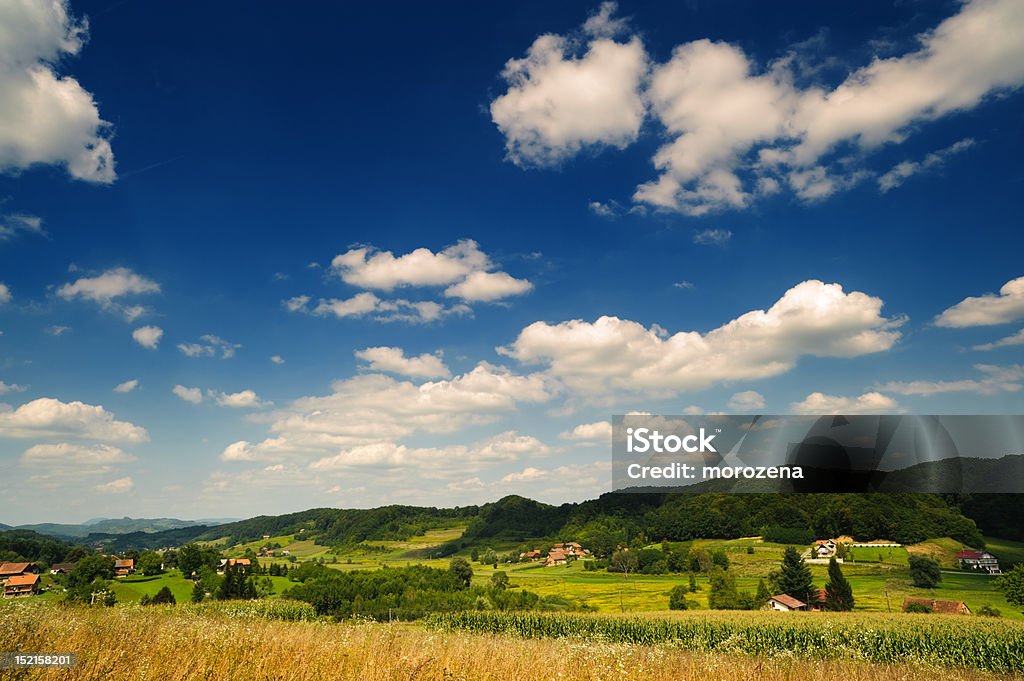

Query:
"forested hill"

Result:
[[21, 492, 1022, 553]]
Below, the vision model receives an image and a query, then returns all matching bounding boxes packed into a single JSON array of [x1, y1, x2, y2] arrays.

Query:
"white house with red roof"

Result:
[[955, 549, 1001, 574]]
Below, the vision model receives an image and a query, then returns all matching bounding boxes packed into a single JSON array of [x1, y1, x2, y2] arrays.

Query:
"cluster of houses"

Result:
[[520, 542, 591, 566], [256, 546, 290, 558], [1, 562, 42, 598]]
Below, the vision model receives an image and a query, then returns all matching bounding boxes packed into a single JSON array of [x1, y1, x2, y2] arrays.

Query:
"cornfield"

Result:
[[0, 600, 1014, 681], [182, 598, 319, 621], [427, 610, 1024, 674]]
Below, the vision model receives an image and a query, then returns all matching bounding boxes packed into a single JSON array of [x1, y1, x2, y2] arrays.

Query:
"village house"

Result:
[[814, 539, 837, 558], [3, 574, 40, 598], [955, 549, 1001, 575], [545, 549, 568, 566], [765, 594, 808, 612], [113, 559, 135, 577], [0, 562, 40, 584], [49, 562, 77, 575], [902, 597, 971, 615], [519, 549, 541, 561], [217, 558, 252, 574]]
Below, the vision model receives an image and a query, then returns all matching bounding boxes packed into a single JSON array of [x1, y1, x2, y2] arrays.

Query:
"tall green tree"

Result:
[[993, 564, 1024, 606], [137, 550, 164, 576], [824, 557, 854, 611], [755, 578, 772, 607], [908, 555, 942, 588], [708, 568, 741, 609], [448, 557, 473, 588], [775, 547, 815, 605]]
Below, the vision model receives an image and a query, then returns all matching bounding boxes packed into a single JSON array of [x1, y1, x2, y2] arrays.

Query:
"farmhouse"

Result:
[[3, 574, 40, 598], [218, 558, 252, 573], [955, 549, 1001, 575], [765, 594, 808, 612], [0, 562, 39, 584], [49, 562, 77, 574], [113, 559, 135, 577], [814, 540, 837, 558], [519, 550, 541, 561], [902, 598, 971, 615], [546, 550, 568, 566]]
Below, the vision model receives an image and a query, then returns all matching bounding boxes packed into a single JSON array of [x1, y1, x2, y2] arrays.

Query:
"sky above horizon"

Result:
[[1, 0, 1023, 524]]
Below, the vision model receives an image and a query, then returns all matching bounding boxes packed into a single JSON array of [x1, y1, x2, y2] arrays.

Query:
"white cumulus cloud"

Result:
[[935, 276, 1024, 327], [132, 325, 162, 349], [790, 391, 901, 414], [172, 385, 203, 404], [490, 3, 647, 167], [501, 280, 903, 395], [355, 346, 450, 379], [0, 0, 115, 182], [0, 397, 148, 442]]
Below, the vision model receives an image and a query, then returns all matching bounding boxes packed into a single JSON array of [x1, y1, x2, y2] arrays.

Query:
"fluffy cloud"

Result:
[[490, 3, 647, 167], [355, 346, 450, 379], [307, 431, 548, 471], [444, 270, 532, 302], [95, 476, 134, 494], [172, 385, 203, 404], [727, 390, 766, 411], [270, 355, 285, 365], [22, 442, 134, 465], [935, 276, 1024, 327], [559, 420, 612, 442], [0, 397, 148, 442], [332, 240, 489, 291], [329, 240, 531, 303], [58, 267, 158, 303], [132, 325, 162, 349], [59, 268, 158, 319], [113, 379, 138, 393], [213, 389, 270, 409], [221, 363, 552, 462], [876, 364, 1023, 396], [0, 213, 45, 241], [0, 282, 10, 303], [0, 380, 27, 395], [0, 0, 115, 182], [973, 328, 1024, 351], [496, 0, 1024, 214], [502, 280, 902, 394], [177, 334, 240, 359], [790, 391, 900, 414]]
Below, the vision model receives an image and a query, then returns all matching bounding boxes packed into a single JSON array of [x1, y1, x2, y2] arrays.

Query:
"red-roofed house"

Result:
[[0, 562, 39, 584], [955, 549, 1001, 575], [902, 598, 971, 615], [766, 594, 808, 612], [3, 574, 40, 598], [546, 550, 568, 566]]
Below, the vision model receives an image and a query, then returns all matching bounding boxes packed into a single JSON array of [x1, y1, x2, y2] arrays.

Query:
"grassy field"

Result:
[[985, 536, 1024, 568], [217, 531, 1023, 619], [1, 600, 1018, 680]]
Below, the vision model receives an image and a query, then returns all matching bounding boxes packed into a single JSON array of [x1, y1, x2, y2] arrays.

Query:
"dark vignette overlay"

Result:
[[612, 415, 1024, 493]]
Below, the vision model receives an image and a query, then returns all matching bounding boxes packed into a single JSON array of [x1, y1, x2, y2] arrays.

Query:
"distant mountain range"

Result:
[[2, 516, 239, 539]]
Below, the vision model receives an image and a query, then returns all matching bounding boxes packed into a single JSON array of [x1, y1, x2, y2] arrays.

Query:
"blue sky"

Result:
[[0, 0, 1022, 524]]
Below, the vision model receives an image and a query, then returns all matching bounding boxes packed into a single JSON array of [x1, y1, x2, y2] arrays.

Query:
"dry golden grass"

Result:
[[0, 602, 1018, 681]]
